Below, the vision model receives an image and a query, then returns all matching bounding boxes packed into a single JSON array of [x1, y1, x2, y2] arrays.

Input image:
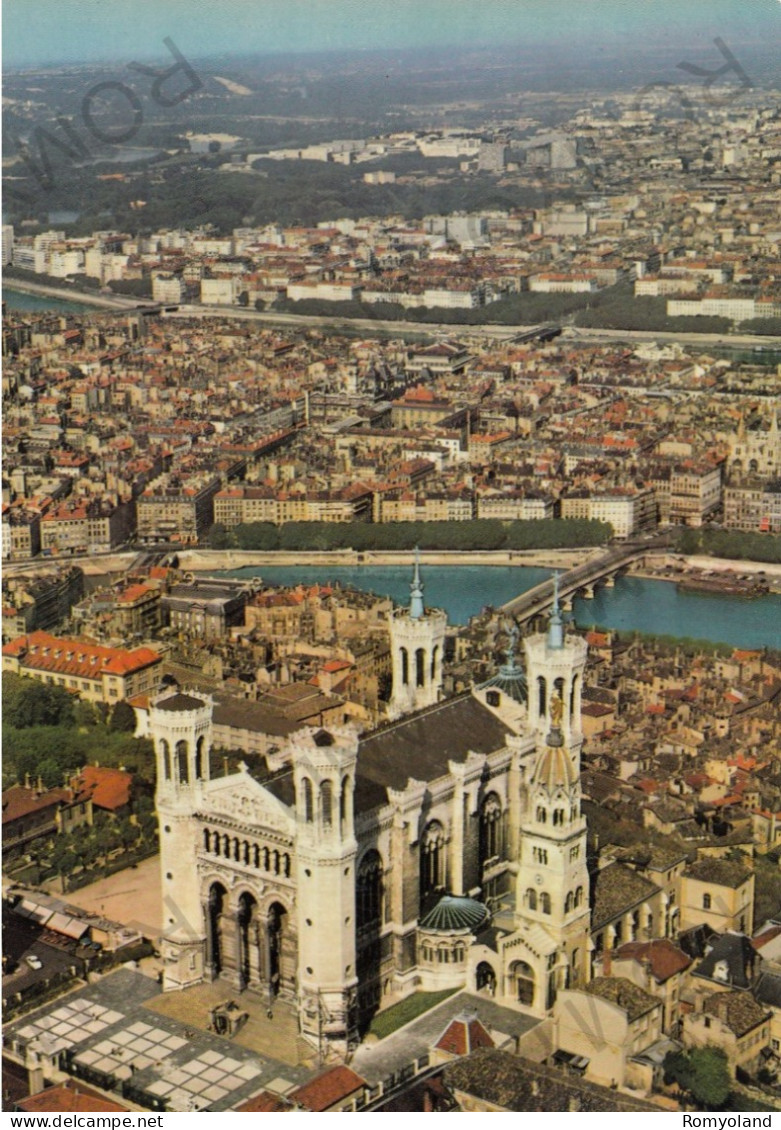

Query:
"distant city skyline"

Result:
[[4, 0, 780, 68]]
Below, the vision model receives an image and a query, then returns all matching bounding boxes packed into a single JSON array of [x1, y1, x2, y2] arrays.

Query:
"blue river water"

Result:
[[222, 565, 781, 650], [3, 287, 96, 314]]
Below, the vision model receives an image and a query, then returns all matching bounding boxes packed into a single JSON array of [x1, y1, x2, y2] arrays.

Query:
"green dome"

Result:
[[419, 895, 489, 933]]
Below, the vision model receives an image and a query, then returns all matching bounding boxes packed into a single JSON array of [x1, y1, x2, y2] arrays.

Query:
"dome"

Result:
[[419, 895, 490, 933], [531, 743, 576, 791]]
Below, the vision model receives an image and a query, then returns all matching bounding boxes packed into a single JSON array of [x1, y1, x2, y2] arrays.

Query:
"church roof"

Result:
[[419, 895, 489, 933], [357, 694, 513, 793], [155, 692, 206, 712], [531, 743, 576, 791]]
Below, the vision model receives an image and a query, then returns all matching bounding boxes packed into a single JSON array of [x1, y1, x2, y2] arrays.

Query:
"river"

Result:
[[3, 287, 97, 314], [220, 564, 781, 649]]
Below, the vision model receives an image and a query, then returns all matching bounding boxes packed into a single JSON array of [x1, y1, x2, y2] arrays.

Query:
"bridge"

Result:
[[500, 536, 669, 626]]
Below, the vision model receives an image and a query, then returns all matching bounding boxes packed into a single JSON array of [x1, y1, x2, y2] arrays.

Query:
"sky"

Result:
[[3, 0, 780, 68]]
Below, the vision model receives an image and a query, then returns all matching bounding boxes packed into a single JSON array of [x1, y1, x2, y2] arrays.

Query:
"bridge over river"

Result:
[[500, 537, 670, 625]]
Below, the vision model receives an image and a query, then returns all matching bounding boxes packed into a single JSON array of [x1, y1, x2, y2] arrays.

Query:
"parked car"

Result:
[[25, 955, 43, 970]]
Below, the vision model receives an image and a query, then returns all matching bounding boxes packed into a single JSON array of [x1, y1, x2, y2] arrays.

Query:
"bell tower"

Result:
[[388, 548, 447, 718], [152, 689, 212, 991], [513, 587, 591, 998], [523, 573, 587, 749], [292, 725, 360, 1054]]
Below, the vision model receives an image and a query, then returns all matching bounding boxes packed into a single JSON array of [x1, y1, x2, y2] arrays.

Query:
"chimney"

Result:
[[603, 941, 612, 977]]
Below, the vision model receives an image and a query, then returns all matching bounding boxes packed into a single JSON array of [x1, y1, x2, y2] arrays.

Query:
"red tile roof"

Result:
[[70, 766, 132, 811], [235, 1091, 294, 1112], [3, 631, 160, 680], [435, 1013, 495, 1057], [614, 939, 692, 983], [289, 1066, 365, 1112], [2, 783, 74, 825], [17, 1082, 130, 1113]]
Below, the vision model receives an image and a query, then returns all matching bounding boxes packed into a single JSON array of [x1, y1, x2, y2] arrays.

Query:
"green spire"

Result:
[[547, 571, 564, 650], [410, 546, 424, 619]]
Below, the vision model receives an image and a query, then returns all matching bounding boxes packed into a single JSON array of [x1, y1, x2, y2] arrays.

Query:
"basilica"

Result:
[[153, 565, 591, 1053]]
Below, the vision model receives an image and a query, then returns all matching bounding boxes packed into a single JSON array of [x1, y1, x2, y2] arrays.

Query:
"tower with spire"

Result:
[[388, 548, 447, 718], [491, 581, 590, 1014], [523, 573, 586, 748]]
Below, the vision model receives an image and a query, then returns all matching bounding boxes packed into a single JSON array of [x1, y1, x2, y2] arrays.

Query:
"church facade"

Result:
[[153, 567, 591, 1053]]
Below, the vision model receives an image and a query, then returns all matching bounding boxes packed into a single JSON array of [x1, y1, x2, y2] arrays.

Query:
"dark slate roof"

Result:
[[754, 971, 781, 1010], [443, 1049, 666, 1112], [703, 990, 770, 1038], [155, 692, 206, 712], [693, 932, 759, 989], [585, 977, 660, 1021], [683, 858, 753, 889], [357, 694, 512, 792], [591, 863, 661, 932], [420, 895, 489, 933]]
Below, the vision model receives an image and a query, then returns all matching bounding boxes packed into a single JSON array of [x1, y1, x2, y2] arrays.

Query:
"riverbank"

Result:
[[631, 553, 781, 592], [181, 546, 596, 572], [3, 280, 138, 310]]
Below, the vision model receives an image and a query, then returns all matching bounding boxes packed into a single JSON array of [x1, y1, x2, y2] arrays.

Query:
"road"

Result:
[[5, 282, 779, 351]]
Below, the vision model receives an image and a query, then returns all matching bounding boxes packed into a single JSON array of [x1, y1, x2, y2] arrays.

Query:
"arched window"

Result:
[[357, 850, 383, 930], [233, 837, 240, 862], [175, 739, 189, 784], [536, 806, 547, 824], [575, 886, 583, 907], [537, 676, 547, 718], [565, 892, 574, 913], [415, 647, 426, 688], [513, 960, 535, 1007], [243, 841, 250, 865], [431, 645, 439, 680], [340, 776, 349, 831], [321, 780, 333, 827], [302, 776, 314, 823], [283, 854, 291, 878], [253, 844, 260, 868], [401, 647, 409, 685], [703, 893, 711, 910], [222, 833, 230, 857], [195, 735, 204, 780], [540, 892, 551, 915], [480, 793, 503, 868], [553, 808, 564, 826], [263, 846, 270, 871], [420, 821, 445, 900], [570, 674, 579, 721], [273, 850, 280, 874], [160, 739, 172, 781], [454, 944, 465, 963], [203, 828, 210, 851], [526, 888, 537, 911]]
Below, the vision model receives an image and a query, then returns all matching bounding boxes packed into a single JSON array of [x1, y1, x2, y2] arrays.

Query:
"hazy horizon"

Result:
[[4, 0, 780, 70]]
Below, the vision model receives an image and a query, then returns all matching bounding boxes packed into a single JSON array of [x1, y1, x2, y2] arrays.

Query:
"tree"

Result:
[[663, 1047, 731, 1110], [110, 700, 137, 733]]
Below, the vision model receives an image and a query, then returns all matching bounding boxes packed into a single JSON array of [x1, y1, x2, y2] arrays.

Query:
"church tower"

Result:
[[292, 725, 360, 1054], [515, 689, 591, 996], [388, 548, 447, 718], [505, 582, 591, 1007], [523, 574, 587, 749], [151, 690, 212, 990]]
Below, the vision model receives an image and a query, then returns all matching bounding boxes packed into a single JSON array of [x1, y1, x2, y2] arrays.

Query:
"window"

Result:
[[703, 893, 711, 910], [540, 892, 551, 915], [420, 821, 445, 900], [357, 850, 383, 929], [480, 793, 502, 868]]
